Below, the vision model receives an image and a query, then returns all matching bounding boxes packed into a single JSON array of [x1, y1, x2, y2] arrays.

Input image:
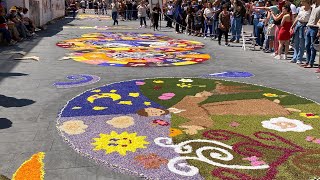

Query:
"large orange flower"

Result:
[[12, 152, 45, 180]]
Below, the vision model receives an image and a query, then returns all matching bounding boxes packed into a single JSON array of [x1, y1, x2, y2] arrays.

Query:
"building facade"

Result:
[[5, 0, 65, 27]]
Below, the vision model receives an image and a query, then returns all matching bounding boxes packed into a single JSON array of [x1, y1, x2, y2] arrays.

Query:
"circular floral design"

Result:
[[57, 78, 320, 179], [56, 33, 210, 67]]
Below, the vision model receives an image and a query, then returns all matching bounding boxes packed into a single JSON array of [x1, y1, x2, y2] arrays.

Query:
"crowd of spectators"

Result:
[[0, 6, 37, 46], [160, 0, 320, 73]]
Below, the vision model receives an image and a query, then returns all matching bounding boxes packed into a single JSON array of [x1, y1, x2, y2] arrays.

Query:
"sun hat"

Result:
[[10, 6, 17, 11]]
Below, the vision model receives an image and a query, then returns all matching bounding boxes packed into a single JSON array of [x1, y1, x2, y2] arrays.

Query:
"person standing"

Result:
[[93, 0, 99, 14], [166, 1, 174, 28], [290, 0, 311, 64], [111, 0, 119, 25], [252, 0, 265, 46], [132, 0, 138, 20], [203, 2, 214, 39], [186, 7, 194, 35], [138, 1, 147, 28], [80, 0, 86, 13], [276, 5, 293, 60], [174, 0, 183, 33], [230, 0, 246, 43], [126, 0, 133, 20], [218, 4, 231, 46], [303, 0, 320, 68], [212, 0, 222, 40], [70, 0, 77, 18], [194, 6, 203, 36], [152, 3, 161, 31]]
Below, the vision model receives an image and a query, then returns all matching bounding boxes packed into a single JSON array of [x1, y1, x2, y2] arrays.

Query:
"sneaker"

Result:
[[139, 25, 142, 28], [274, 55, 282, 60], [270, 53, 276, 57], [284, 55, 288, 60], [236, 40, 240, 43], [225, 43, 230, 46], [289, 60, 296, 63], [218, 41, 221, 45], [204, 36, 207, 39], [296, 60, 302, 64], [230, 39, 235, 42]]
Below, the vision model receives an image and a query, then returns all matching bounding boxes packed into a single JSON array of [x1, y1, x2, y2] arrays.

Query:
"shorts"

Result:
[[266, 24, 275, 36]]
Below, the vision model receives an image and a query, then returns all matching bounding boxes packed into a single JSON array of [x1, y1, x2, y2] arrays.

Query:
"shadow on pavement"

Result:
[[0, 94, 35, 108], [0, 72, 28, 77], [0, 118, 12, 129], [0, 17, 75, 84]]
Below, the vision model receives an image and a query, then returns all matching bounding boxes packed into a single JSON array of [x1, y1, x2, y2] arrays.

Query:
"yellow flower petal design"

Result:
[[91, 89, 101, 93], [263, 93, 279, 97], [92, 131, 149, 156], [299, 113, 320, 119], [153, 80, 164, 84], [129, 93, 140, 97], [118, 101, 133, 105], [144, 101, 151, 106], [93, 106, 108, 110]]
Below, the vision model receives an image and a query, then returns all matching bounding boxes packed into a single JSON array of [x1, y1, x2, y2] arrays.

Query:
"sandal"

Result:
[[304, 65, 314, 68]]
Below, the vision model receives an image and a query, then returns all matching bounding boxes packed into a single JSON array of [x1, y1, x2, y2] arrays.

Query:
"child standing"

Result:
[[194, 7, 203, 36], [218, 4, 231, 46]]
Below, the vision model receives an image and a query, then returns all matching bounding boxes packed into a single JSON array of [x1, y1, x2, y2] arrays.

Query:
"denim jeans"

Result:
[[140, 17, 146, 26], [0, 28, 12, 42], [213, 20, 219, 38], [204, 21, 213, 37], [126, 10, 132, 20], [292, 22, 306, 62], [15, 23, 27, 38], [253, 18, 260, 45], [305, 27, 318, 66], [263, 26, 269, 50], [231, 17, 242, 41], [112, 12, 118, 25]]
